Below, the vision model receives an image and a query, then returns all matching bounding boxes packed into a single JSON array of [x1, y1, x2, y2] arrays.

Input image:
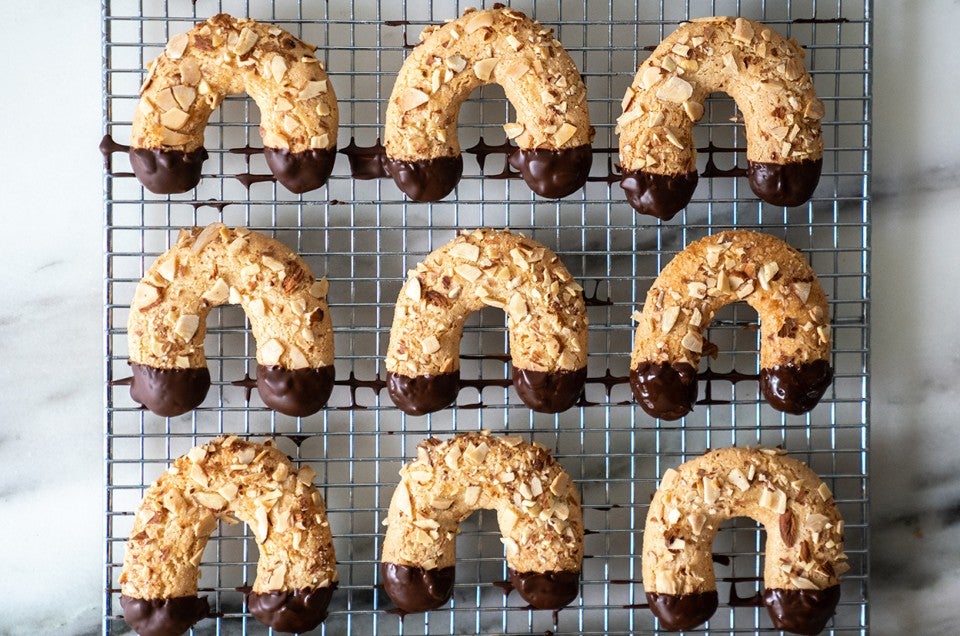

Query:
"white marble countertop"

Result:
[[1, 2, 957, 634]]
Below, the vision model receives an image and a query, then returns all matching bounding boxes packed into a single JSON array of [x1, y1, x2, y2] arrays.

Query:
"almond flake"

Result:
[[166, 33, 189, 60], [310, 278, 329, 298], [680, 331, 702, 353], [687, 281, 707, 299], [297, 466, 317, 485], [473, 57, 498, 82], [505, 34, 522, 51], [508, 293, 527, 318], [430, 497, 453, 510], [804, 98, 825, 120], [501, 536, 519, 557], [732, 18, 755, 44], [758, 261, 780, 290], [422, 335, 441, 355], [404, 277, 421, 302], [399, 87, 429, 112], [446, 54, 467, 73], [194, 492, 226, 510], [253, 506, 269, 543], [759, 487, 788, 514], [189, 463, 208, 488], [688, 512, 706, 535], [500, 507, 519, 534], [503, 122, 524, 139], [553, 122, 577, 146], [174, 314, 200, 341], [736, 281, 756, 299], [160, 107, 190, 130], [201, 278, 229, 305], [464, 442, 489, 465], [702, 477, 720, 505], [727, 467, 751, 492], [299, 80, 328, 101], [656, 76, 693, 103], [465, 11, 494, 34], [550, 472, 571, 496], [817, 482, 833, 501], [259, 338, 284, 366], [270, 56, 288, 82], [683, 100, 704, 122], [640, 65, 663, 90], [454, 263, 483, 282], [464, 485, 481, 506], [233, 27, 259, 57], [660, 468, 679, 490], [661, 306, 680, 334], [791, 575, 819, 591], [287, 345, 309, 369], [450, 242, 481, 261], [172, 85, 197, 111]]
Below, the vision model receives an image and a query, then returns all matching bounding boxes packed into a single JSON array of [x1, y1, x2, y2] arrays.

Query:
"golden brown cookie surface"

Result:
[[385, 229, 588, 415], [127, 223, 334, 417], [643, 447, 847, 633], [383, 6, 593, 200], [381, 432, 583, 613], [119, 436, 337, 635], [131, 14, 339, 193], [630, 230, 832, 419], [618, 17, 824, 219]]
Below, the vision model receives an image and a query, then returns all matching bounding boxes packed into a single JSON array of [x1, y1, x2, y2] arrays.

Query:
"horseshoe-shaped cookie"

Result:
[[119, 436, 338, 635], [385, 229, 588, 415], [131, 14, 339, 194], [630, 230, 832, 419], [643, 447, 847, 634], [381, 432, 583, 613], [618, 17, 824, 219], [383, 5, 594, 201], [127, 223, 334, 417]]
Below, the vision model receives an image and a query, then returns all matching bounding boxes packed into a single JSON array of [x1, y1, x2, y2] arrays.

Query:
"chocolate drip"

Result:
[[630, 362, 698, 420], [508, 569, 580, 610], [129, 147, 208, 194], [381, 563, 455, 613], [728, 581, 765, 607], [620, 169, 698, 221], [759, 360, 832, 414], [99, 133, 130, 171], [340, 138, 389, 179], [646, 591, 719, 631], [387, 371, 460, 415], [229, 145, 264, 157], [507, 146, 592, 198], [263, 147, 337, 193], [256, 365, 335, 417], [763, 586, 840, 635], [463, 137, 516, 171], [334, 370, 388, 410], [793, 17, 850, 23], [582, 281, 613, 306], [234, 172, 277, 188], [231, 373, 258, 401], [129, 363, 210, 417], [384, 155, 463, 201], [512, 367, 587, 413], [247, 586, 337, 633], [190, 200, 230, 212], [120, 595, 209, 636], [746, 159, 822, 207], [492, 578, 515, 596]]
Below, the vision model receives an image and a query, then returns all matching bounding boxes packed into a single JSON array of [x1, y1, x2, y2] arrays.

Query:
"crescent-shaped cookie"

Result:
[[643, 447, 847, 634], [127, 223, 334, 417], [131, 14, 339, 194], [119, 436, 338, 635], [630, 230, 832, 419], [383, 5, 594, 201], [385, 229, 588, 415], [381, 432, 583, 613], [619, 17, 824, 219]]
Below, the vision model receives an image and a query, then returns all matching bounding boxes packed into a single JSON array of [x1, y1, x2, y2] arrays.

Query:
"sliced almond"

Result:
[[399, 87, 429, 112], [160, 108, 190, 131], [682, 100, 704, 122], [681, 330, 702, 354], [656, 76, 694, 103], [165, 33, 189, 60], [404, 277, 421, 301], [287, 345, 309, 369], [500, 507, 519, 534], [732, 17, 755, 44], [473, 57, 498, 82], [727, 467, 751, 492], [553, 122, 577, 147], [310, 278, 329, 298], [702, 477, 720, 505], [446, 54, 467, 73], [759, 487, 788, 514], [270, 56, 288, 82], [299, 80, 328, 101], [758, 261, 780, 291], [171, 85, 196, 111], [503, 122, 524, 139], [464, 442, 489, 465], [504, 34, 522, 51], [454, 263, 483, 283], [464, 485, 481, 506], [507, 293, 527, 318], [194, 492, 227, 510], [253, 506, 269, 543], [202, 278, 229, 305], [233, 27, 259, 57], [465, 11, 494, 34], [133, 283, 161, 310], [736, 280, 756, 299], [449, 242, 480, 261], [422, 335, 441, 355], [804, 98, 825, 120], [640, 65, 663, 90], [660, 306, 680, 334], [260, 338, 284, 366], [174, 314, 200, 341]]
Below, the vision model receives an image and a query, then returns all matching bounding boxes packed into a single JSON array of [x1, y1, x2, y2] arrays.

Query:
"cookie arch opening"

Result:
[[618, 17, 824, 219], [130, 14, 339, 194], [383, 6, 593, 201], [127, 224, 335, 418]]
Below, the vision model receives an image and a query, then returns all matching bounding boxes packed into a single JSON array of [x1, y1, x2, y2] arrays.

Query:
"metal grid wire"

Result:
[[102, 0, 870, 633]]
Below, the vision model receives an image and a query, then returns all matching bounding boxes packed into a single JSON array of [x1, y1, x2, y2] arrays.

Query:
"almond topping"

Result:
[[160, 108, 190, 130], [661, 306, 680, 333], [299, 80, 328, 101], [174, 314, 200, 341], [656, 76, 694, 103], [259, 338, 284, 366], [270, 56, 288, 82], [404, 277, 421, 301], [727, 467, 751, 492], [503, 122, 524, 139], [759, 487, 788, 514], [449, 242, 481, 261], [422, 335, 441, 355], [640, 65, 663, 90], [194, 492, 226, 510], [758, 261, 780, 291], [464, 442, 489, 465], [732, 17, 755, 44], [454, 263, 483, 283], [473, 57, 498, 82], [683, 100, 704, 122], [202, 278, 229, 305], [553, 122, 577, 146], [172, 85, 197, 111], [310, 278, 329, 298], [804, 98, 825, 120], [702, 477, 720, 505], [446, 54, 467, 73], [399, 87, 429, 112], [166, 33, 189, 60], [465, 11, 494, 33], [233, 27, 259, 57], [681, 331, 703, 354]]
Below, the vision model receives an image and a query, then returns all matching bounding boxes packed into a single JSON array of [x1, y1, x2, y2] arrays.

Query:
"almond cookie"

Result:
[[643, 447, 847, 634], [119, 436, 338, 635], [381, 432, 583, 613], [619, 17, 824, 219], [630, 230, 831, 419], [383, 5, 594, 201], [131, 14, 339, 194], [127, 223, 334, 417], [385, 229, 588, 415]]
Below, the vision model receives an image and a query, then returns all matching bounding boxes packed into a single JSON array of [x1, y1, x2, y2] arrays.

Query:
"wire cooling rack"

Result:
[[102, 0, 870, 633]]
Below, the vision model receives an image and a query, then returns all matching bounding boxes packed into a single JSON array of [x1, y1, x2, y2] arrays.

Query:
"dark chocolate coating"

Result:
[[384, 155, 463, 201], [129, 363, 210, 417], [759, 360, 833, 414], [507, 145, 592, 198], [763, 585, 840, 635], [263, 147, 337, 193], [512, 367, 587, 413], [387, 371, 460, 415], [380, 563, 455, 613], [256, 365, 335, 417], [120, 595, 209, 636], [629, 361, 698, 420], [129, 147, 208, 194], [508, 569, 580, 610], [247, 586, 337, 633], [746, 159, 822, 207], [620, 169, 698, 221], [645, 590, 719, 631]]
